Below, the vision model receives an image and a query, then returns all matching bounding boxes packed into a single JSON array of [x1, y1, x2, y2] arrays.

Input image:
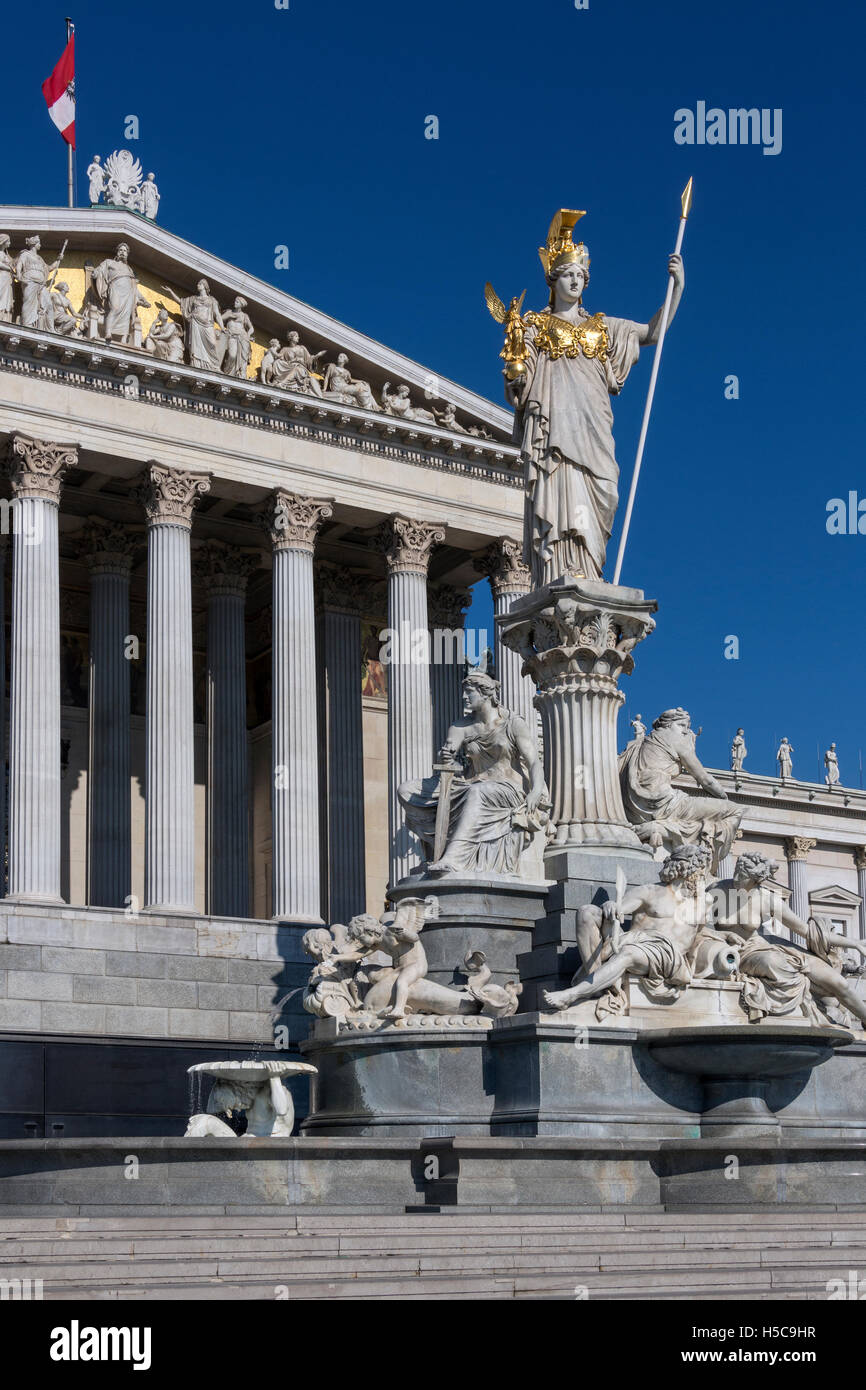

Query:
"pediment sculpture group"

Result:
[[0, 234, 490, 435]]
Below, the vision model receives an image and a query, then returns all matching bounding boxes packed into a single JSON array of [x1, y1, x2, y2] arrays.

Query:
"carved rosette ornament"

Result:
[[137, 463, 211, 529], [380, 516, 446, 576], [498, 580, 657, 850], [427, 584, 471, 630], [784, 837, 816, 863], [7, 434, 79, 503], [194, 539, 259, 597], [262, 491, 333, 553], [79, 517, 139, 577], [474, 536, 531, 600]]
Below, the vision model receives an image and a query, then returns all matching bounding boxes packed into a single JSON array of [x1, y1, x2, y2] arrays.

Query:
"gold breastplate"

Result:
[[525, 310, 609, 362]]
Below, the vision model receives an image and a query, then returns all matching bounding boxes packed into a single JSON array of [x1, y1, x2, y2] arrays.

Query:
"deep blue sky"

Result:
[[4, 0, 865, 782]]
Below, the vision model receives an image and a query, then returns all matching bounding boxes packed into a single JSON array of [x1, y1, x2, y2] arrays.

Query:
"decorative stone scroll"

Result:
[[474, 536, 531, 600], [262, 491, 333, 553], [137, 462, 211, 528], [6, 433, 78, 502], [380, 515, 446, 576]]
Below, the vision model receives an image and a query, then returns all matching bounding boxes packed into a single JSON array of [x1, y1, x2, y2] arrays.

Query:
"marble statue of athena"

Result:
[[500, 210, 684, 584]]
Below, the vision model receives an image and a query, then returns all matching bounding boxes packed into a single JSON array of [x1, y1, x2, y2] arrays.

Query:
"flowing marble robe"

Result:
[[399, 711, 539, 876], [15, 247, 54, 330], [619, 725, 741, 868], [0, 250, 14, 323], [516, 311, 642, 584], [177, 292, 225, 371], [93, 257, 142, 343]]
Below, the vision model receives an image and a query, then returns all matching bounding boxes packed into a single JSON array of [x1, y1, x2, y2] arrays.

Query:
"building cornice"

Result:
[[0, 205, 513, 436], [0, 321, 522, 491]]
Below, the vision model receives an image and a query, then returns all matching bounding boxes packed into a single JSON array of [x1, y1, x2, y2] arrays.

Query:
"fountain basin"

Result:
[[187, 1059, 317, 1138], [647, 1024, 852, 1137]]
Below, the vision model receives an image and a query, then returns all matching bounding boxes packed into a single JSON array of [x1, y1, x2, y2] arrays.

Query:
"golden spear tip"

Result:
[[681, 177, 694, 219]]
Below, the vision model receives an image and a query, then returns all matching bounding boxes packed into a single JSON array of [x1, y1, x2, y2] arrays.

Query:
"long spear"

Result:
[[612, 177, 693, 585]]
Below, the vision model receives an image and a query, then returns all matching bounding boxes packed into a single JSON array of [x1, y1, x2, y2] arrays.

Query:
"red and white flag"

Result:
[[42, 32, 75, 148]]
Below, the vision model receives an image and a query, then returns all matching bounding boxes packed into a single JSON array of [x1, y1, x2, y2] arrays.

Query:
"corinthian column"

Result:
[[196, 540, 258, 919], [263, 491, 332, 922], [81, 519, 136, 908], [475, 537, 534, 731], [855, 847, 866, 941], [139, 463, 210, 911], [5, 434, 78, 901], [318, 565, 379, 922], [382, 516, 445, 885], [499, 579, 657, 853], [784, 837, 816, 932], [428, 583, 470, 758]]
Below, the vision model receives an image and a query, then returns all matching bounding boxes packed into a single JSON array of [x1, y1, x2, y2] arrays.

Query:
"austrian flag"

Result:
[[42, 33, 75, 148]]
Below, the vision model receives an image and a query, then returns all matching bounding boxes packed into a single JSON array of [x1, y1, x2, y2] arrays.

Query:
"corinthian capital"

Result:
[[7, 434, 79, 503], [784, 836, 816, 862], [428, 583, 471, 629], [137, 463, 211, 528], [855, 846, 866, 872], [79, 517, 140, 577], [262, 490, 333, 552], [194, 538, 260, 596], [474, 536, 531, 599], [380, 515, 445, 576]]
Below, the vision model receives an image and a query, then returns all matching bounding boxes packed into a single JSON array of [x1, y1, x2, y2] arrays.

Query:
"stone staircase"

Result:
[[2, 1211, 866, 1299]]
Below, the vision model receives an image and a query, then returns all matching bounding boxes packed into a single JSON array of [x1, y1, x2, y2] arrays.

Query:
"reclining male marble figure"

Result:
[[543, 842, 714, 1016]]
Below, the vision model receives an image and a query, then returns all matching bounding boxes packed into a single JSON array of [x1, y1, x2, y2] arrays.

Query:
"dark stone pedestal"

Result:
[[300, 1018, 496, 1138], [387, 877, 549, 990]]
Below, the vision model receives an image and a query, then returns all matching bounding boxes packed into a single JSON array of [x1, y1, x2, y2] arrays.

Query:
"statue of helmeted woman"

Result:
[[398, 666, 551, 879], [489, 210, 684, 585]]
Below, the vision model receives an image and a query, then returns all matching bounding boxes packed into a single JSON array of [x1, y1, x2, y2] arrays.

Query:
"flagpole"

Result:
[[612, 177, 693, 585], [65, 17, 74, 207]]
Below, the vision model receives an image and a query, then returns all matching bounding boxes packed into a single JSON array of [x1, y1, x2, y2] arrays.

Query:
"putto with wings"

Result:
[[483, 282, 528, 382]]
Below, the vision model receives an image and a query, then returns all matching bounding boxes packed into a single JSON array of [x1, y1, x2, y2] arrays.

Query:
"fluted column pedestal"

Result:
[[499, 577, 657, 854], [140, 464, 210, 912], [476, 538, 535, 734], [428, 583, 470, 759], [383, 516, 444, 886], [784, 837, 816, 937], [83, 520, 135, 907], [197, 542, 257, 919], [856, 848, 866, 941], [5, 435, 78, 901], [264, 492, 332, 922], [319, 566, 375, 922]]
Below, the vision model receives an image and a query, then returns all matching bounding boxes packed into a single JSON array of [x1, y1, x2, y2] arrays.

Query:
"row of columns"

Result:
[[2, 433, 536, 917]]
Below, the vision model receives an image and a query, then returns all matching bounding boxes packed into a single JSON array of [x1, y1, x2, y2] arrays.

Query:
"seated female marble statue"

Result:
[[398, 668, 550, 878], [711, 852, 866, 1028]]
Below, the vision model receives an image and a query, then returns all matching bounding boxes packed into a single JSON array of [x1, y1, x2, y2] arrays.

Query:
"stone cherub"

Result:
[[710, 851, 866, 1028], [619, 707, 741, 871], [544, 842, 714, 1017], [302, 897, 520, 1021], [185, 1061, 296, 1139]]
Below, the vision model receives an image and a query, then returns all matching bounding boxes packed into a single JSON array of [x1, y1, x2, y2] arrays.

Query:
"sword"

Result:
[[432, 761, 460, 864]]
